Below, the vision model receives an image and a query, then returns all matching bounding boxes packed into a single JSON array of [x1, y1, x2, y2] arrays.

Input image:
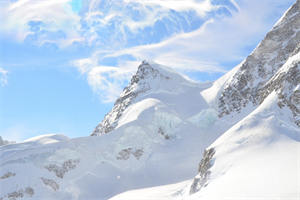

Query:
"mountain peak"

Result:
[[91, 61, 194, 136], [130, 60, 190, 86], [130, 60, 170, 85], [201, 0, 300, 120]]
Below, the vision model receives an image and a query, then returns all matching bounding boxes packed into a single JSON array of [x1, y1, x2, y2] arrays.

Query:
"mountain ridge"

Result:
[[202, 0, 300, 120], [91, 60, 208, 136]]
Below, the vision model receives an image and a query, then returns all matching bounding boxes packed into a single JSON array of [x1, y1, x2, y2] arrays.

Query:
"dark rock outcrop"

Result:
[[218, 1, 300, 121], [190, 148, 215, 195]]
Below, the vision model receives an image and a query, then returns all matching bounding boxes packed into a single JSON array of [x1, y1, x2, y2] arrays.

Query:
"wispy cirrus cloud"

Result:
[[0, 0, 294, 103], [70, 0, 240, 101], [0, 0, 232, 48], [80, 0, 233, 49], [106, 0, 295, 69], [73, 0, 294, 102], [73, 54, 139, 102], [1, 0, 234, 101], [0, 0, 82, 47]]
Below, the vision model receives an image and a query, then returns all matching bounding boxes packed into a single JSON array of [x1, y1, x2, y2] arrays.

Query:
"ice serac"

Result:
[[0, 61, 220, 200], [91, 60, 207, 136], [113, 90, 300, 200], [109, 1, 300, 199], [202, 0, 300, 120], [110, 47, 300, 200]]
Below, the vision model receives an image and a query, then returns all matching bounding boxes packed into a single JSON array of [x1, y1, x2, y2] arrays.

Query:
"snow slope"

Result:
[[111, 92, 300, 200], [188, 92, 300, 200], [0, 62, 228, 200], [91, 61, 212, 136], [108, 2, 300, 199]]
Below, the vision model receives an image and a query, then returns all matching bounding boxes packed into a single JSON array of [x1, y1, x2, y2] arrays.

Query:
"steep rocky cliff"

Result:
[[203, 0, 300, 120]]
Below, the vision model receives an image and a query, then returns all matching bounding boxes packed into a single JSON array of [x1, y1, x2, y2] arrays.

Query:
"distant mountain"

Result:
[[0, 136, 15, 146]]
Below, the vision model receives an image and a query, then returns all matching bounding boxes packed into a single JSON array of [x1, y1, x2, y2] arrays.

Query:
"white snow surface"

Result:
[[107, 1, 300, 199], [110, 92, 300, 200], [1, 60, 299, 200], [0, 62, 226, 200], [23, 134, 69, 145], [1, 57, 298, 199]]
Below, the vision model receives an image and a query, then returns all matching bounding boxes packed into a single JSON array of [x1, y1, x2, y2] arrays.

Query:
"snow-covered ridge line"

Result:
[[258, 52, 300, 125], [91, 60, 204, 136], [108, 1, 300, 199], [0, 136, 15, 146], [201, 0, 300, 119]]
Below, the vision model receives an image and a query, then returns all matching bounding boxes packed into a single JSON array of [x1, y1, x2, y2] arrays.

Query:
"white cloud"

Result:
[[0, 67, 8, 87], [80, 0, 233, 48], [122, 0, 216, 17], [0, 0, 82, 46], [73, 0, 294, 103], [0, 0, 294, 103], [73, 54, 139, 102], [107, 19, 226, 72], [109, 0, 295, 70], [0, 0, 222, 48], [87, 66, 130, 103]]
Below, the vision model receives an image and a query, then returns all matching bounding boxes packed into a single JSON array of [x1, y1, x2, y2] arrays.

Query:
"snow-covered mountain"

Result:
[[0, 136, 15, 146], [111, 90, 300, 199], [110, 1, 300, 199], [0, 1, 299, 200], [91, 60, 211, 136], [202, 0, 300, 123], [0, 62, 228, 200]]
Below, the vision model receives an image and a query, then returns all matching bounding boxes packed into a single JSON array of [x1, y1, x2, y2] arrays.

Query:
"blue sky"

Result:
[[0, 0, 294, 141]]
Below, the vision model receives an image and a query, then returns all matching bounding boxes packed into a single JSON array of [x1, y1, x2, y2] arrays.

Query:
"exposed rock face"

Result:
[[218, 1, 300, 120], [158, 127, 170, 140], [116, 148, 144, 160], [41, 177, 60, 191], [189, 148, 215, 195], [0, 172, 16, 180], [45, 159, 80, 179], [91, 61, 173, 136], [259, 56, 300, 125], [1, 187, 34, 200]]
